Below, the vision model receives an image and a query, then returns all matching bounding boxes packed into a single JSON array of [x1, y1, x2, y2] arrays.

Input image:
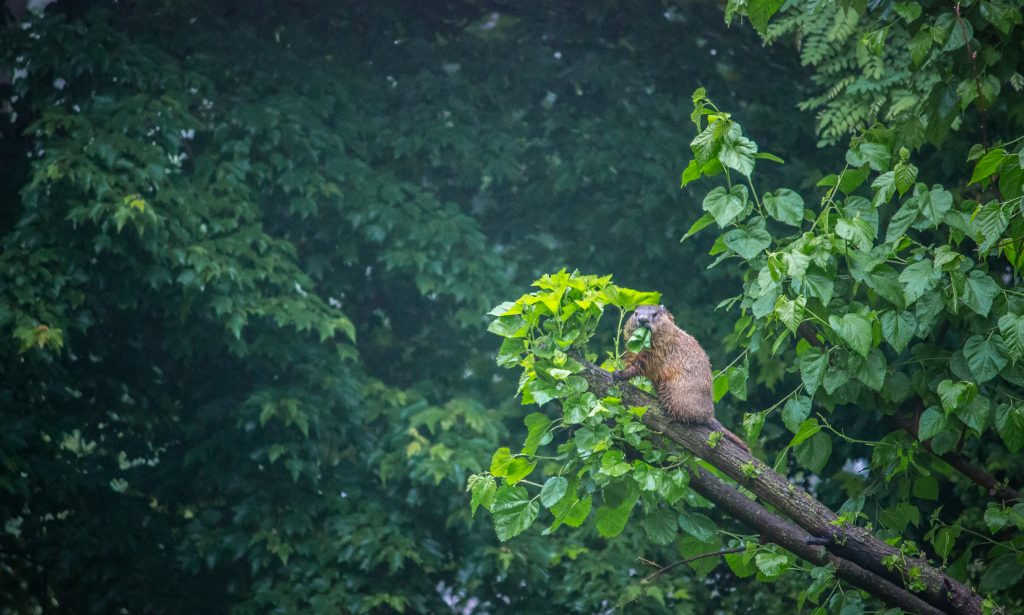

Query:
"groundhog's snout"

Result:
[[636, 315, 650, 327]]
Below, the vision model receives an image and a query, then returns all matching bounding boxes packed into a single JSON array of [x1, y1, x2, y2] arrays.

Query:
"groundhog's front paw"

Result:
[[611, 370, 628, 381]]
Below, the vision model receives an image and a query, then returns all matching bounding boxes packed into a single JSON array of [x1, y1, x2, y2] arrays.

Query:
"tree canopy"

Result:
[[1, 1, 1022, 614]]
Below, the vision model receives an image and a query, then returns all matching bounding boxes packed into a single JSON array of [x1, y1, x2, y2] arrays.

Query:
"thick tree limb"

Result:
[[577, 359, 984, 615], [687, 466, 946, 615]]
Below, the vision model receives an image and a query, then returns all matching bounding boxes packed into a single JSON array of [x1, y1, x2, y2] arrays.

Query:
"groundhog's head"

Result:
[[625, 304, 674, 338]]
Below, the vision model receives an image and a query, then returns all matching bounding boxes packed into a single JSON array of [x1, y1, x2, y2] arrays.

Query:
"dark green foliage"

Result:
[[0, 1, 812, 613], [474, 2, 1024, 613]]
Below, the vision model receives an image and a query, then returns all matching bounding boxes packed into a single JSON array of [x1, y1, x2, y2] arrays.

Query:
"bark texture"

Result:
[[577, 359, 984, 615]]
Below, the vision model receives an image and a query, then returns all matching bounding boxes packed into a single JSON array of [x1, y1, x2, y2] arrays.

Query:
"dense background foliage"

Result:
[[1, 0, 1021, 613]]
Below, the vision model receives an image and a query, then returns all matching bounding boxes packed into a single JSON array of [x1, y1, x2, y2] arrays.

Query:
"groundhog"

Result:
[[613, 304, 749, 451]]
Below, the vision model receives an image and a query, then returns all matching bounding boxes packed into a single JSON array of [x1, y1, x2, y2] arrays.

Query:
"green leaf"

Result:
[[677, 510, 717, 542], [702, 185, 749, 227], [858, 143, 891, 171], [754, 551, 790, 577], [563, 393, 595, 424], [799, 348, 828, 394], [679, 534, 724, 577], [795, 431, 832, 473], [835, 217, 875, 250], [852, 348, 886, 391], [861, 28, 887, 55], [917, 407, 946, 441], [800, 269, 834, 305], [980, 553, 1024, 592], [488, 301, 518, 316], [540, 476, 569, 508], [719, 123, 757, 177], [724, 549, 758, 578], [999, 313, 1024, 360], [970, 148, 1007, 185], [488, 315, 527, 338], [884, 201, 918, 243], [496, 337, 526, 367], [878, 502, 920, 532], [746, 0, 786, 35], [626, 326, 652, 353], [916, 186, 953, 227], [550, 487, 592, 528], [893, 2, 922, 22], [600, 450, 633, 477], [680, 160, 702, 187], [522, 412, 552, 456], [763, 189, 804, 226], [828, 313, 873, 357], [995, 404, 1024, 453], [899, 259, 940, 304], [492, 486, 540, 541], [782, 396, 812, 433], [981, 0, 1024, 34], [974, 202, 1009, 252], [984, 506, 1009, 533], [957, 395, 992, 434], [602, 286, 662, 311], [691, 123, 720, 165], [774, 295, 806, 334], [642, 508, 679, 545], [681, 212, 715, 242], [931, 526, 959, 562], [724, 226, 772, 260], [755, 151, 785, 164], [894, 159, 918, 196], [872, 171, 897, 205], [574, 424, 610, 453], [909, 28, 933, 65], [963, 270, 999, 317], [742, 411, 764, 442], [913, 476, 939, 500], [468, 474, 497, 516], [937, 380, 976, 413], [963, 335, 1008, 383], [490, 447, 513, 476], [595, 484, 639, 538], [880, 310, 916, 352], [790, 418, 822, 447], [505, 458, 537, 485]]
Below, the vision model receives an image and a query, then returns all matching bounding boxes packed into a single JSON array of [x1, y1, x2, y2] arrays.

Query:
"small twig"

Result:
[[954, 2, 989, 150], [621, 547, 746, 609], [639, 546, 746, 585]]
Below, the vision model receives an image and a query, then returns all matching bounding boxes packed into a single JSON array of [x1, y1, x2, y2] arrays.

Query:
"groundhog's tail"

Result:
[[710, 419, 750, 453]]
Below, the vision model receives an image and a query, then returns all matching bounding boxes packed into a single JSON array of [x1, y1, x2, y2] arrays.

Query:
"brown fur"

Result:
[[615, 305, 749, 451]]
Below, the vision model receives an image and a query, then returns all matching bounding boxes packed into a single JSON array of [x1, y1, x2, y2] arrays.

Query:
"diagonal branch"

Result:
[[577, 359, 985, 615], [954, 2, 989, 151], [895, 413, 1021, 502], [686, 465, 946, 615], [624, 547, 746, 609], [638, 547, 745, 585], [799, 321, 1020, 502]]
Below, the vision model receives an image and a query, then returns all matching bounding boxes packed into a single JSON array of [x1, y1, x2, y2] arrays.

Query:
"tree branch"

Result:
[[686, 466, 947, 615], [577, 359, 985, 615], [954, 2, 989, 151], [800, 320, 1021, 502], [639, 547, 745, 585], [624, 547, 746, 609], [895, 413, 1021, 502]]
